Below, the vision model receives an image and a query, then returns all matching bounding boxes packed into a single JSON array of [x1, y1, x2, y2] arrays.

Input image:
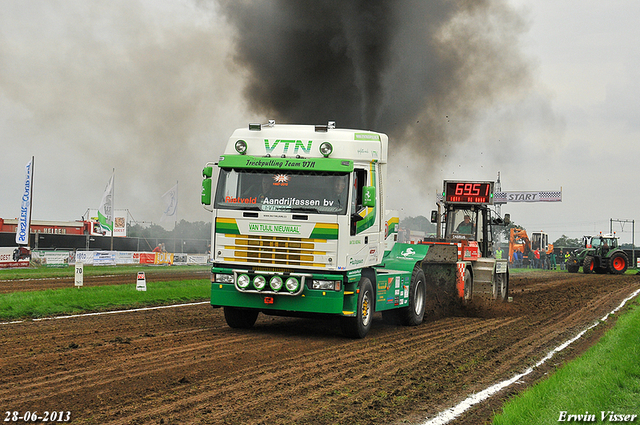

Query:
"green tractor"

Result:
[[566, 234, 628, 274]]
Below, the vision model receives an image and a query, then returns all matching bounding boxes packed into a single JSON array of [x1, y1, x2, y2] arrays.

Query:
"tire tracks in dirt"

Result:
[[1, 272, 638, 424]]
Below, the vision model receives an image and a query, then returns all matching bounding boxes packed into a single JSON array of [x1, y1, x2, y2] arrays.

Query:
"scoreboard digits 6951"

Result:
[[444, 181, 494, 205]]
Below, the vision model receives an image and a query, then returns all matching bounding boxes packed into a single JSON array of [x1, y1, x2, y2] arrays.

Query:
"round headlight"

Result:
[[319, 142, 333, 157], [237, 274, 250, 289], [269, 275, 283, 292], [285, 277, 300, 293], [253, 275, 267, 290], [235, 140, 248, 154]]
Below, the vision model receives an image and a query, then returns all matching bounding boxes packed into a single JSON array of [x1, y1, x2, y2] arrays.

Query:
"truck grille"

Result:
[[216, 234, 338, 268]]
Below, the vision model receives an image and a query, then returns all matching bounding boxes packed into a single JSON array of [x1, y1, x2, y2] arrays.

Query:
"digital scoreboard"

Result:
[[444, 181, 494, 205]]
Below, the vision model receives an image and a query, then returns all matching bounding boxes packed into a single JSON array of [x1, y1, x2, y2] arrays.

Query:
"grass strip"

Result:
[[493, 299, 640, 424], [0, 264, 211, 280], [0, 279, 210, 321]]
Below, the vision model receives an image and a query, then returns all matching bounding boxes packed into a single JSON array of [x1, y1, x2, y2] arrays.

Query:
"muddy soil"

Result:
[[1, 271, 639, 424]]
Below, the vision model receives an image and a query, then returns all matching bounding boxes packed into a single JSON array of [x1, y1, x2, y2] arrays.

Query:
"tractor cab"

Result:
[[591, 234, 618, 256]]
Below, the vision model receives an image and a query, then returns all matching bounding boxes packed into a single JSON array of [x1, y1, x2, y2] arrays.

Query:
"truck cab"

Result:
[[202, 122, 402, 337]]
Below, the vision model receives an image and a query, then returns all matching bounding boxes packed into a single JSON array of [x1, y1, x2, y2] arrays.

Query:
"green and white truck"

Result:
[[201, 122, 508, 338]]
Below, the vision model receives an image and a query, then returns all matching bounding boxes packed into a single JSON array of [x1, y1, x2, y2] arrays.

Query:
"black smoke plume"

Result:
[[217, 0, 530, 156]]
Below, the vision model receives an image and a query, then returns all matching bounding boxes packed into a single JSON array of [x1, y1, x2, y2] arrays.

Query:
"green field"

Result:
[[0, 265, 211, 321], [493, 298, 640, 424]]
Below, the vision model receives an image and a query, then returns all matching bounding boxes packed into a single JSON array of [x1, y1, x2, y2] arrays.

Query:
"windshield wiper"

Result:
[[290, 207, 320, 213]]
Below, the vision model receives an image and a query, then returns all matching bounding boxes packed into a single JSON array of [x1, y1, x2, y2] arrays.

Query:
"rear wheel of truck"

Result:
[[609, 252, 628, 274], [341, 278, 373, 339], [223, 307, 259, 329], [583, 256, 594, 274], [398, 267, 426, 326]]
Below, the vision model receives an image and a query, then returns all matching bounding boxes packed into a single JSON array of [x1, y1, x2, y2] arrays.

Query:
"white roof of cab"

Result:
[[224, 124, 389, 163]]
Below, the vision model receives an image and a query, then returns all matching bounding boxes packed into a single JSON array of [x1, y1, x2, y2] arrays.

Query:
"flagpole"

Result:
[[28, 156, 34, 249], [110, 168, 115, 251], [174, 180, 178, 231]]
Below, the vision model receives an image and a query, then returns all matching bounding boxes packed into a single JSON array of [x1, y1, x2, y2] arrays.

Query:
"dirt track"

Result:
[[1, 271, 639, 424]]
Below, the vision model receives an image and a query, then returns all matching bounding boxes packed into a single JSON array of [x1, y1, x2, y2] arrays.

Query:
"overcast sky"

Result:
[[1, 1, 638, 246]]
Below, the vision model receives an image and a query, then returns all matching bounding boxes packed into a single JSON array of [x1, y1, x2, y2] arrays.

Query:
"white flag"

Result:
[[98, 173, 114, 232], [16, 158, 34, 245], [160, 183, 178, 222]]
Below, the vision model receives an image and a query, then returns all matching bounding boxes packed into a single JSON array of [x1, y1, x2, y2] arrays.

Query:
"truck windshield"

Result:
[[214, 169, 349, 215]]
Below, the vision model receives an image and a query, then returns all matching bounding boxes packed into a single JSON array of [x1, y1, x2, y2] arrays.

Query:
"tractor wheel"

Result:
[[398, 267, 427, 326], [223, 307, 259, 329], [493, 273, 509, 302], [462, 269, 473, 306], [609, 251, 628, 274], [341, 278, 374, 338], [566, 263, 579, 273], [566, 256, 579, 273], [583, 256, 595, 274]]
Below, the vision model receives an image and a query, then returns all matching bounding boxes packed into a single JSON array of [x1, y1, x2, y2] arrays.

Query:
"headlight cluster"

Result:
[[311, 280, 341, 291], [214, 273, 235, 284], [235, 274, 300, 293]]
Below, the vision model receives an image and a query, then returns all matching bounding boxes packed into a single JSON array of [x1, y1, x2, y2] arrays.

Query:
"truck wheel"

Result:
[[493, 273, 509, 302], [609, 252, 628, 274], [341, 278, 374, 338], [583, 256, 594, 274], [223, 306, 259, 329], [399, 267, 426, 326]]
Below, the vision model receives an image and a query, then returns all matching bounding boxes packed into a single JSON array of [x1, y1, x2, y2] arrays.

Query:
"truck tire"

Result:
[[493, 273, 509, 302], [398, 267, 426, 326], [223, 306, 259, 329], [583, 256, 595, 274], [609, 251, 628, 274], [341, 278, 374, 338]]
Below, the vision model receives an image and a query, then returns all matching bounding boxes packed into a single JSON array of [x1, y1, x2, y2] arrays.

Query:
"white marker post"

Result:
[[74, 263, 84, 287], [136, 271, 147, 291]]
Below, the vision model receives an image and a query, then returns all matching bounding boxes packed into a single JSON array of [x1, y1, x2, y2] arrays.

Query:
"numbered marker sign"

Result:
[[136, 271, 147, 291], [75, 263, 84, 287]]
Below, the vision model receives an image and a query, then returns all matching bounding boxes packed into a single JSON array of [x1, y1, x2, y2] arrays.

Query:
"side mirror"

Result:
[[201, 177, 212, 205], [503, 214, 511, 226], [362, 186, 375, 207], [430, 210, 438, 223]]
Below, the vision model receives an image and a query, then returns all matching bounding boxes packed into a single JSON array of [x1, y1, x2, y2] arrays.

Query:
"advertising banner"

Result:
[[0, 247, 30, 268], [154, 252, 174, 265], [32, 250, 70, 267], [16, 158, 34, 245], [115, 251, 139, 265], [75, 251, 95, 265], [139, 253, 156, 265], [93, 251, 116, 266], [187, 254, 209, 265], [173, 253, 188, 265], [86, 208, 127, 237]]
